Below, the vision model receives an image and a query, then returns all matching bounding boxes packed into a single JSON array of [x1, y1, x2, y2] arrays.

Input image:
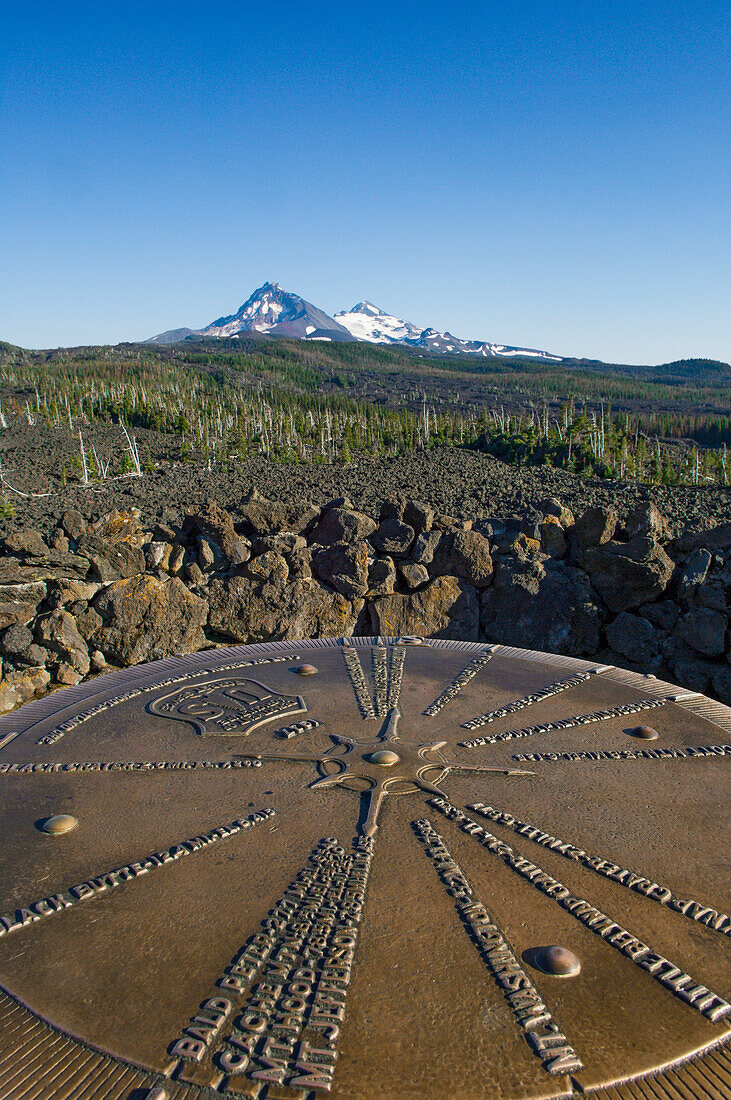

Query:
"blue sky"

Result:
[[1, 1, 729, 362]]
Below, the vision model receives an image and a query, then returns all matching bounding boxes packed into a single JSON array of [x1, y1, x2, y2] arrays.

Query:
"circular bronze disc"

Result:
[[0, 637, 729, 1099]]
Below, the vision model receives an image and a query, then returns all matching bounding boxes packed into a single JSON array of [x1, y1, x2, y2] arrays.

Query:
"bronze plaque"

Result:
[[0, 637, 729, 1099]]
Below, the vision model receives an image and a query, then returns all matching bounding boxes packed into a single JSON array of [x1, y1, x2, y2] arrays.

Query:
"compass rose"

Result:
[[234, 706, 534, 836]]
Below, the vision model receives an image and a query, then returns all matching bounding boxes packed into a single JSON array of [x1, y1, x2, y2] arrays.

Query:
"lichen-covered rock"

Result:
[[572, 506, 617, 549], [312, 541, 371, 599], [399, 562, 429, 590], [537, 498, 574, 528], [539, 517, 566, 558], [92, 575, 207, 665], [76, 534, 145, 582], [208, 574, 360, 643], [0, 581, 47, 630], [0, 666, 50, 713], [368, 575, 479, 640], [584, 537, 674, 613], [89, 509, 146, 548], [432, 529, 494, 588], [35, 610, 90, 675], [481, 559, 601, 656]]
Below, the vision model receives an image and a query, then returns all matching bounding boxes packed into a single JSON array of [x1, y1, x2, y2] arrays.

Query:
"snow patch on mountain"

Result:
[[148, 281, 562, 360], [334, 302, 423, 344]]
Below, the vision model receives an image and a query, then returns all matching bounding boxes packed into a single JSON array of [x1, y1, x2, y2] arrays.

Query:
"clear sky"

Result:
[[1, 1, 729, 363]]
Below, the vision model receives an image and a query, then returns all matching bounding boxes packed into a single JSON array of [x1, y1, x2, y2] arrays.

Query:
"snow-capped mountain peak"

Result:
[[198, 282, 352, 342], [334, 302, 424, 344], [148, 281, 562, 360]]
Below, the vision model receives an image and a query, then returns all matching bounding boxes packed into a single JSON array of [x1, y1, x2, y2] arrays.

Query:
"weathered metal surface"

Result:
[[0, 637, 728, 1099]]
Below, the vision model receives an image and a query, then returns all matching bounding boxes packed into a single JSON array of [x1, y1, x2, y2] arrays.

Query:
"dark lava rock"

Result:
[[481, 559, 601, 656], [606, 612, 659, 663], [312, 541, 371, 599], [369, 517, 415, 556], [583, 536, 674, 613], [77, 534, 145, 582]]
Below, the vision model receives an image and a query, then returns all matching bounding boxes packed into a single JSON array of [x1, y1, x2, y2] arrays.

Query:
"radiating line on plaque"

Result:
[[412, 817, 583, 1077], [0, 809, 275, 942], [423, 649, 497, 716], [460, 694, 687, 748], [164, 833, 375, 1093], [460, 670, 597, 731], [0, 759, 263, 776], [342, 645, 376, 719], [468, 802, 731, 939], [427, 796, 731, 1024]]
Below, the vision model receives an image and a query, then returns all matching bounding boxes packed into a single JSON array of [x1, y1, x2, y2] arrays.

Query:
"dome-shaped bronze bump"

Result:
[[628, 725, 660, 740], [41, 814, 78, 836], [368, 749, 401, 766], [532, 945, 581, 977]]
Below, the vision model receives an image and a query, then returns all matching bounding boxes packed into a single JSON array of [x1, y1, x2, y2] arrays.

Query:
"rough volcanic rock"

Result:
[[0, 666, 50, 713], [481, 559, 601, 656], [537, 498, 574, 527], [539, 517, 567, 558], [639, 600, 680, 632], [411, 531, 441, 565], [35, 609, 90, 675], [583, 536, 674, 612], [88, 509, 146, 548], [676, 548, 713, 600], [606, 612, 659, 663], [208, 574, 360, 643], [368, 576, 479, 640], [403, 500, 434, 534], [572, 506, 617, 549], [4, 529, 50, 557], [625, 502, 671, 541], [399, 562, 429, 590], [0, 581, 47, 629], [92, 575, 208, 665], [76, 534, 145, 582], [239, 492, 319, 536], [679, 608, 728, 658], [309, 507, 376, 545], [47, 578, 101, 609], [369, 517, 415, 556], [431, 529, 494, 588], [185, 501, 250, 567], [312, 541, 371, 599], [61, 508, 86, 543], [368, 556, 396, 596]]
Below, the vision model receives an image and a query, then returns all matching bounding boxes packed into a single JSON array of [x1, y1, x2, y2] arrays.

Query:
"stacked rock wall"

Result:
[[1, 494, 729, 712]]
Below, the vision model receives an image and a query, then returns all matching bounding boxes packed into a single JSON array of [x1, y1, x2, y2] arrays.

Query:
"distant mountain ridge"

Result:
[[148, 281, 563, 360]]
